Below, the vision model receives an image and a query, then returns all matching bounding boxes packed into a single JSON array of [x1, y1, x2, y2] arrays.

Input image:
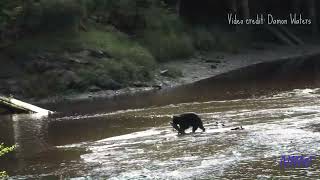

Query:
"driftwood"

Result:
[[0, 96, 53, 115]]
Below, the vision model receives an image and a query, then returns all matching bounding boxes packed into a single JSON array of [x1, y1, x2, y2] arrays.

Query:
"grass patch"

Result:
[[138, 6, 195, 62], [6, 31, 80, 56], [11, 28, 157, 97], [141, 30, 195, 62], [9, 28, 156, 66], [77, 59, 153, 90], [77, 29, 156, 67], [21, 73, 70, 98]]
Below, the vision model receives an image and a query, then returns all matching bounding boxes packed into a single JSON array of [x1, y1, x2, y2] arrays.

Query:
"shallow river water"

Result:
[[1, 57, 320, 179]]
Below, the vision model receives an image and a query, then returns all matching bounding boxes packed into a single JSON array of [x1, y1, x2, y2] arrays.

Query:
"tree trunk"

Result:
[[176, 0, 181, 16], [241, 0, 250, 19], [308, 0, 318, 34], [292, 0, 301, 13], [230, 0, 237, 14], [229, 0, 238, 31]]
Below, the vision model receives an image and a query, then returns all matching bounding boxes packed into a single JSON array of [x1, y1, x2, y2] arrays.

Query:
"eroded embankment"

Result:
[[44, 50, 320, 116], [38, 44, 320, 104]]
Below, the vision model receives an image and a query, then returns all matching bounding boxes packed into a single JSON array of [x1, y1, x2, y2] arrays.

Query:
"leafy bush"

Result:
[[87, 0, 189, 42], [0, 143, 16, 178], [78, 29, 156, 67], [77, 29, 156, 83], [77, 59, 154, 90], [137, 3, 195, 61], [143, 3, 183, 32], [86, 0, 153, 33], [40, 0, 84, 32], [141, 30, 194, 61], [0, 143, 15, 157], [22, 73, 70, 98]]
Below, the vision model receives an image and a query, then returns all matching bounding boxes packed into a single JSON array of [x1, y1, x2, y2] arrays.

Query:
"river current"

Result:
[[1, 57, 320, 179]]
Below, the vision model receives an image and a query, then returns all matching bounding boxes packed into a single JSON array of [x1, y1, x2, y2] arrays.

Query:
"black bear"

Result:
[[170, 113, 205, 135]]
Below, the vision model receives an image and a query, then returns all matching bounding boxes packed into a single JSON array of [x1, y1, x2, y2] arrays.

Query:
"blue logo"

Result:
[[280, 155, 315, 168]]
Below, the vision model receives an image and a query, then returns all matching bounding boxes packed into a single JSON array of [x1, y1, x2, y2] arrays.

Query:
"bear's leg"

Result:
[[171, 123, 185, 135], [192, 125, 198, 133], [176, 127, 186, 135], [171, 122, 180, 132], [179, 129, 186, 135], [178, 123, 189, 135], [199, 123, 206, 132]]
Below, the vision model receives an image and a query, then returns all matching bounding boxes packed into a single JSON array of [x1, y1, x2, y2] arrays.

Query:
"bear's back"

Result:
[[179, 112, 199, 118]]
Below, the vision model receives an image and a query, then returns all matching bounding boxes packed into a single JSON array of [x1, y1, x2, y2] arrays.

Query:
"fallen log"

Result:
[[0, 96, 53, 115]]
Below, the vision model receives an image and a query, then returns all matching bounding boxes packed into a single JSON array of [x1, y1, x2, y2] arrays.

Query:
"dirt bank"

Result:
[[33, 43, 320, 104]]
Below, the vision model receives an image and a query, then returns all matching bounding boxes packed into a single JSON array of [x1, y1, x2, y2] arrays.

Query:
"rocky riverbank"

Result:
[[30, 43, 320, 104]]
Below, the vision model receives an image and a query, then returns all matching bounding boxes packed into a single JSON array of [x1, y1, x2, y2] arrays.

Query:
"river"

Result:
[[1, 56, 320, 179]]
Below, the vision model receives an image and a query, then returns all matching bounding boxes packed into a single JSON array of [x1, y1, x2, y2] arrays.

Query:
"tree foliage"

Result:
[[0, 0, 174, 39], [0, 0, 23, 33], [1, 0, 87, 40], [0, 0, 193, 59], [0, 143, 16, 178]]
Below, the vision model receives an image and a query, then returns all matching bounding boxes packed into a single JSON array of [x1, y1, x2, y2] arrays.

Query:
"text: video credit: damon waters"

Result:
[[228, 13, 312, 25]]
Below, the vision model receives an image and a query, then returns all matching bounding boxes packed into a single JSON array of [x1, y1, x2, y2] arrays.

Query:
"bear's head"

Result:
[[172, 115, 180, 125]]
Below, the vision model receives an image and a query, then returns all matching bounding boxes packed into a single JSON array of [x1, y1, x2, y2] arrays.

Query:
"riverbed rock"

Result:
[[88, 49, 112, 59], [216, 55, 225, 59], [152, 84, 162, 90], [205, 59, 222, 64], [66, 57, 89, 65], [88, 85, 102, 92], [95, 77, 122, 90], [132, 81, 150, 88], [210, 65, 217, 69]]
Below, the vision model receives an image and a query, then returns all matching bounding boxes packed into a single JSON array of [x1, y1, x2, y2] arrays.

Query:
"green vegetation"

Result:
[[1, 0, 243, 57], [141, 30, 194, 61], [0, 143, 16, 178], [0, 0, 248, 98], [138, 3, 195, 61], [17, 29, 156, 97]]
